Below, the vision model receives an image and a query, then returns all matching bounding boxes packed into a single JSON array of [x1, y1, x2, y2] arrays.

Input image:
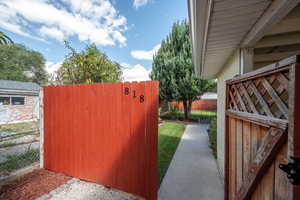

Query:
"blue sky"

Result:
[[0, 0, 188, 81]]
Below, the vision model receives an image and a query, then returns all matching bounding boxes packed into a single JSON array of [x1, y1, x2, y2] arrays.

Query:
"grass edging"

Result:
[[158, 122, 185, 184]]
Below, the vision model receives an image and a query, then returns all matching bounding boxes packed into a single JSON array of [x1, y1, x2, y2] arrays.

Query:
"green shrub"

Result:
[[160, 110, 216, 122], [208, 116, 217, 158]]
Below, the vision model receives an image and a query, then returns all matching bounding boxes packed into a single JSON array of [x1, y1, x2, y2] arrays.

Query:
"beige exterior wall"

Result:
[[217, 50, 241, 177]]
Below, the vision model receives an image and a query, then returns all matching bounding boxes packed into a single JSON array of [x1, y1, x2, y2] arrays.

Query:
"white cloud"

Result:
[[131, 44, 160, 60], [120, 62, 131, 68], [45, 61, 62, 77], [40, 26, 65, 42], [133, 0, 150, 9], [0, 0, 127, 46], [121, 63, 151, 82]]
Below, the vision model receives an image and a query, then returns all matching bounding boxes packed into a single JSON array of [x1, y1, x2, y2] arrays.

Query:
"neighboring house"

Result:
[[171, 92, 217, 110], [188, 0, 300, 176], [0, 80, 40, 124]]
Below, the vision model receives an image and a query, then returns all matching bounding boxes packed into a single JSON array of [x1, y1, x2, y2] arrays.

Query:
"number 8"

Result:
[[140, 95, 144, 103]]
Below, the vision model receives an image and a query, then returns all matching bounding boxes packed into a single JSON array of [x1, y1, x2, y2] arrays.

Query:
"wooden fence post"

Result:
[[39, 87, 44, 168]]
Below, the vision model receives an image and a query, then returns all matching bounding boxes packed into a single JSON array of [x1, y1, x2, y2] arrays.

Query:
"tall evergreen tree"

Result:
[[151, 20, 215, 119]]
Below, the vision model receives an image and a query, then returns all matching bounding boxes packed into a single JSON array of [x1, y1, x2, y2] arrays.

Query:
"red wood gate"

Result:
[[225, 56, 300, 200], [43, 81, 158, 200]]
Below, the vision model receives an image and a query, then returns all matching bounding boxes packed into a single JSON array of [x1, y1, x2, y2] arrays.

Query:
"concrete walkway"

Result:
[[158, 123, 224, 200]]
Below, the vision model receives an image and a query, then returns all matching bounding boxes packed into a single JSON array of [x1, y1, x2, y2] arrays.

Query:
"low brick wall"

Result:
[[0, 96, 39, 124], [170, 99, 217, 111]]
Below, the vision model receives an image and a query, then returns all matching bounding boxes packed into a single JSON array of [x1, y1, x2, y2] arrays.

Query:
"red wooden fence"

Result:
[[170, 99, 217, 111], [43, 81, 158, 200]]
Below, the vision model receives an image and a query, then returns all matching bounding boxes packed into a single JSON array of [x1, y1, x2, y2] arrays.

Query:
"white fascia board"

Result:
[[0, 89, 39, 96], [188, 0, 212, 77]]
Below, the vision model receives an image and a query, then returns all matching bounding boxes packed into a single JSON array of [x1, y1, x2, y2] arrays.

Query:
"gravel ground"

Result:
[[37, 178, 144, 200], [0, 169, 71, 200]]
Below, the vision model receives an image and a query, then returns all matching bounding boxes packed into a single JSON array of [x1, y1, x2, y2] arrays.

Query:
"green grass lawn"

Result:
[[158, 122, 185, 184], [161, 110, 216, 121]]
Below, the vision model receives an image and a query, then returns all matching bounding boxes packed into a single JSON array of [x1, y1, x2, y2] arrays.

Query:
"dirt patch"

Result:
[[0, 169, 71, 200]]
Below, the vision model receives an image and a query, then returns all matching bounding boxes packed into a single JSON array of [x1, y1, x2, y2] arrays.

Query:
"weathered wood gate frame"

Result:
[[42, 81, 158, 200], [224, 56, 300, 200]]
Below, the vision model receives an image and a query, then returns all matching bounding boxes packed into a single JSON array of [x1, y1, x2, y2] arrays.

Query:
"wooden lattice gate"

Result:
[[42, 81, 158, 200], [225, 56, 300, 200]]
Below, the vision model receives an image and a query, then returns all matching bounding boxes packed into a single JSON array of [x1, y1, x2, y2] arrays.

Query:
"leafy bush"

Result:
[[160, 110, 216, 122], [208, 116, 217, 158]]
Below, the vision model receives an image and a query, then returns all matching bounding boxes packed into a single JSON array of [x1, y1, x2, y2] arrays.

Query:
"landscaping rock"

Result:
[[47, 178, 144, 200]]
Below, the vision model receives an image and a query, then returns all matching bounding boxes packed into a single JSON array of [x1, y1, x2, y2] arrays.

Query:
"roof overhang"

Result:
[[187, 0, 212, 77], [0, 89, 39, 96], [188, 0, 299, 79]]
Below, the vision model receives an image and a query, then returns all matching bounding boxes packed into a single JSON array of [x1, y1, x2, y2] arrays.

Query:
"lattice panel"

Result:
[[227, 70, 290, 119]]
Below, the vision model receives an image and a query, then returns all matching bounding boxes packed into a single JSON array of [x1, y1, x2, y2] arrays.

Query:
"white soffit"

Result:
[[189, 0, 273, 79]]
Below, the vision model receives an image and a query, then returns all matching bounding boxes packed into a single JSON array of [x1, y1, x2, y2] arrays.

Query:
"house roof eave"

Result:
[[188, 0, 211, 78]]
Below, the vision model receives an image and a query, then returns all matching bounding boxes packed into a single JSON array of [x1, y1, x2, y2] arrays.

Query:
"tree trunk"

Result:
[[188, 100, 192, 116], [183, 101, 189, 120]]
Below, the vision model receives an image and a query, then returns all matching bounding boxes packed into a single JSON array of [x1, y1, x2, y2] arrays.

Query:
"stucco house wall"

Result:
[[216, 50, 241, 177]]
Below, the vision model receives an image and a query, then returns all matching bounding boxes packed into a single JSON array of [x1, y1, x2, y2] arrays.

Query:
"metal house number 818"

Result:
[[124, 87, 144, 103]]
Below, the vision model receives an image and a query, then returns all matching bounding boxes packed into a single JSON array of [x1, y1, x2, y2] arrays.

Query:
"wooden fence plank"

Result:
[[144, 81, 151, 199], [43, 81, 158, 200], [243, 121, 251, 181], [236, 119, 243, 191], [43, 86, 50, 169], [260, 163, 275, 200], [236, 128, 287, 200], [250, 123, 260, 200], [120, 82, 134, 192], [274, 143, 291, 200], [229, 117, 237, 199], [226, 109, 288, 130], [150, 81, 159, 200], [259, 127, 274, 200]]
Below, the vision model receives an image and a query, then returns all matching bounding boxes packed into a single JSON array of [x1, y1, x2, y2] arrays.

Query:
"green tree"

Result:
[[0, 44, 48, 84], [151, 20, 215, 119], [0, 31, 13, 44], [56, 42, 122, 84]]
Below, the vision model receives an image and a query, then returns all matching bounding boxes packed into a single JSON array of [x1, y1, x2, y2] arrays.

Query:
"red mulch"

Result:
[[0, 169, 71, 200]]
